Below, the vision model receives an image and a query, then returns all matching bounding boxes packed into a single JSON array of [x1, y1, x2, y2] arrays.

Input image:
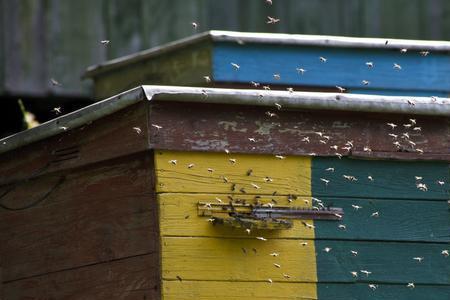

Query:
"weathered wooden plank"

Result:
[[92, 41, 212, 99], [162, 280, 450, 300], [315, 240, 450, 285], [317, 283, 450, 300], [154, 150, 311, 195], [161, 236, 318, 283], [162, 237, 449, 284], [0, 153, 157, 282], [3, 254, 160, 299], [312, 157, 449, 200], [0, 102, 149, 185], [158, 193, 449, 243], [213, 42, 450, 92], [158, 193, 315, 239], [163, 280, 317, 300], [148, 102, 449, 160]]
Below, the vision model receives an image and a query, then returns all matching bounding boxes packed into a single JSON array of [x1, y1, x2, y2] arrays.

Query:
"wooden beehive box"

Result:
[[83, 31, 450, 100], [0, 86, 449, 299]]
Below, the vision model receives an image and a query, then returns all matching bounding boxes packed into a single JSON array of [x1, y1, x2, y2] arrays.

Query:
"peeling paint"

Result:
[[254, 121, 280, 135], [185, 139, 229, 150], [218, 121, 248, 132]]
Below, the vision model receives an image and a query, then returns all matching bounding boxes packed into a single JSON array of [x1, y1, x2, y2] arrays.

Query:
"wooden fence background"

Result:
[[1, 0, 449, 98]]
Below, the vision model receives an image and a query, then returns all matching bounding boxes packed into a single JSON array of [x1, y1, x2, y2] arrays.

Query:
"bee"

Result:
[[266, 16, 280, 24], [286, 87, 294, 93], [273, 263, 281, 268], [168, 159, 177, 165], [207, 168, 214, 173], [350, 271, 358, 277], [191, 22, 198, 29], [336, 86, 346, 93], [187, 163, 195, 169], [320, 178, 330, 185], [319, 56, 327, 63], [251, 81, 260, 87], [323, 247, 332, 253], [256, 236, 267, 241], [231, 62, 240, 70], [350, 250, 358, 256], [52, 107, 62, 114], [371, 211, 379, 218], [393, 63, 402, 70], [132, 127, 142, 134], [296, 67, 307, 75], [368, 284, 377, 290], [251, 183, 261, 189], [273, 74, 281, 80], [100, 40, 110, 45], [407, 283, 415, 289], [325, 167, 335, 172], [203, 76, 211, 83], [283, 274, 291, 279], [360, 270, 372, 276], [441, 249, 449, 257], [275, 155, 286, 159], [300, 241, 308, 246], [269, 252, 279, 257], [246, 169, 253, 176], [352, 204, 362, 210], [50, 78, 61, 86], [267, 278, 273, 284], [365, 61, 374, 68], [274, 103, 282, 110], [338, 224, 347, 230], [413, 257, 424, 262], [301, 136, 310, 143], [151, 124, 162, 130], [420, 51, 430, 56], [400, 48, 408, 53], [229, 158, 237, 164], [386, 123, 397, 129], [361, 80, 370, 86]]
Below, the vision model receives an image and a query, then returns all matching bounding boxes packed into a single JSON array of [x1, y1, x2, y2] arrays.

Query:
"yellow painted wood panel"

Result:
[[161, 237, 318, 283], [162, 280, 317, 300], [154, 150, 311, 195], [159, 193, 315, 239]]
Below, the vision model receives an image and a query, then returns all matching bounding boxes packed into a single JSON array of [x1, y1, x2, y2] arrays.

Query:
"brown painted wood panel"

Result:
[[0, 152, 158, 283], [0, 102, 149, 186], [148, 102, 450, 160], [2, 254, 160, 300]]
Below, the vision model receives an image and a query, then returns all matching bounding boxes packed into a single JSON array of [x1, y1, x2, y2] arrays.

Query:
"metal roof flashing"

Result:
[[1, 85, 449, 155]]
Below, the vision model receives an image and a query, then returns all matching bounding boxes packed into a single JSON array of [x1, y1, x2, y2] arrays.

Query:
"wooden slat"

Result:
[[161, 236, 318, 283], [3, 254, 160, 299], [148, 102, 449, 161], [312, 157, 449, 200], [317, 282, 450, 300], [158, 193, 449, 243], [93, 41, 212, 99], [162, 280, 450, 300], [162, 237, 449, 284], [0, 102, 149, 185], [315, 240, 449, 285], [212, 42, 450, 92], [163, 280, 317, 300], [0, 153, 157, 282], [158, 193, 315, 239], [154, 150, 311, 195]]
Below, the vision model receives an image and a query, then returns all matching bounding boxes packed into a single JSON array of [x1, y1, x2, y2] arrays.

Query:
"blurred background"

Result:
[[0, 0, 449, 137]]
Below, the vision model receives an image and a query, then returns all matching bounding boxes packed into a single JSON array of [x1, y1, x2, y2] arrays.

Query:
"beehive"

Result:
[[0, 86, 449, 299], [83, 31, 450, 100]]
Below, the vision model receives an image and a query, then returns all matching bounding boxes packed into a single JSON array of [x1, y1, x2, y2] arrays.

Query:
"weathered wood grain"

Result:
[[158, 193, 315, 239], [161, 236, 318, 283], [0, 102, 149, 185], [158, 193, 449, 243], [213, 42, 450, 92], [314, 240, 450, 285], [162, 237, 449, 284], [312, 157, 449, 200], [154, 150, 311, 195], [93, 41, 212, 99], [163, 280, 317, 300], [0, 153, 157, 282], [2, 254, 160, 299], [317, 282, 450, 300], [149, 102, 449, 161], [162, 280, 450, 300]]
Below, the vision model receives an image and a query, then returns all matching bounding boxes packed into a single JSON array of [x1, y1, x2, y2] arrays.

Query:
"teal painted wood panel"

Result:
[[212, 42, 450, 93], [318, 283, 450, 300], [311, 158, 449, 200], [314, 198, 450, 243], [314, 240, 450, 285]]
